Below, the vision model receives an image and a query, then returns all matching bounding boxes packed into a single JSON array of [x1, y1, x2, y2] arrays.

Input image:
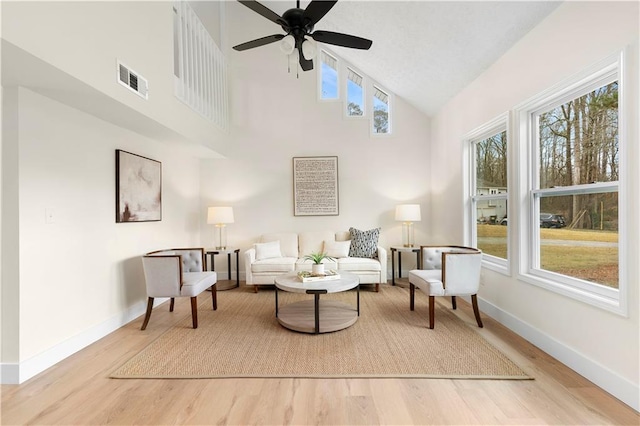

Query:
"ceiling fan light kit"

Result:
[[301, 38, 317, 60], [280, 35, 296, 55], [233, 0, 372, 72]]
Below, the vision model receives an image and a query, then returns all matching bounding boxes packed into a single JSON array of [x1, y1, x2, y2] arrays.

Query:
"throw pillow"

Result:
[[255, 240, 282, 260], [323, 240, 351, 258], [348, 227, 380, 258]]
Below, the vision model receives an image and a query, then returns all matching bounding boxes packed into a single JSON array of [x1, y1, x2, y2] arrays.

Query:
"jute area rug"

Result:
[[111, 285, 531, 379]]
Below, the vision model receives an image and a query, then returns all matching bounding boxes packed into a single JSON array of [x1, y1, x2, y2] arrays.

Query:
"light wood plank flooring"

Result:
[[2, 283, 638, 425]]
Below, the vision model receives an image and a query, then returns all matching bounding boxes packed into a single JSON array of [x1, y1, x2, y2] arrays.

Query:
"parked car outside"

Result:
[[540, 213, 566, 228], [498, 214, 566, 227]]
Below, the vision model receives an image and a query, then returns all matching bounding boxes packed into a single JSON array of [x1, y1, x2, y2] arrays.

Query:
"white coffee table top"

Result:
[[275, 272, 359, 294]]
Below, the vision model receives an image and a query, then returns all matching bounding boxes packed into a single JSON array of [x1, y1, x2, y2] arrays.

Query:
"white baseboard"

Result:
[[0, 297, 167, 385], [479, 298, 639, 412]]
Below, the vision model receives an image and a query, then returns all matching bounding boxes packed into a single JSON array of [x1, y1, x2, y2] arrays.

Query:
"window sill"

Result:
[[518, 270, 626, 316]]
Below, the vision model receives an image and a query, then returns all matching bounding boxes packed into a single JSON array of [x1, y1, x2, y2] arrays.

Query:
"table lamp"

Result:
[[395, 204, 421, 247], [207, 206, 234, 250]]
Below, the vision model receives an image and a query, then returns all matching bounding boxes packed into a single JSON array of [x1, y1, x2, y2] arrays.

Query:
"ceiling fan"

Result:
[[232, 0, 373, 72]]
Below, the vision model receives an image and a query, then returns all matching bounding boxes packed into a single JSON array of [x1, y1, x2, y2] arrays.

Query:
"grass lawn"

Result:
[[476, 225, 618, 288]]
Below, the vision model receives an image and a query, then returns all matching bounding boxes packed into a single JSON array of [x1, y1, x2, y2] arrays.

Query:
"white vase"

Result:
[[312, 263, 325, 275]]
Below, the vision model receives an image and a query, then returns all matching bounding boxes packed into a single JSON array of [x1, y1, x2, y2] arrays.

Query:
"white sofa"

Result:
[[244, 230, 387, 292]]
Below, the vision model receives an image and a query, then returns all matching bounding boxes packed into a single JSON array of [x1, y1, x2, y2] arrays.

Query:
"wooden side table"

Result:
[[206, 248, 240, 290], [390, 246, 422, 286]]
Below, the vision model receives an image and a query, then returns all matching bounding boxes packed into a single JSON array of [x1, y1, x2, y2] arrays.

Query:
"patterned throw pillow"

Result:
[[348, 227, 380, 258]]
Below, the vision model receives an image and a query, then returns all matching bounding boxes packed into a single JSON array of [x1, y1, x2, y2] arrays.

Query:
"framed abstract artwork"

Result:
[[293, 156, 339, 216], [115, 150, 162, 223]]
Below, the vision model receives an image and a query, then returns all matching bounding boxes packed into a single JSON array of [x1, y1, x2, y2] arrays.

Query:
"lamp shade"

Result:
[[395, 204, 421, 222], [207, 206, 234, 224]]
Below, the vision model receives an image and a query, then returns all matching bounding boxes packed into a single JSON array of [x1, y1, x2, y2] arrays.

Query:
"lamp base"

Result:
[[402, 222, 415, 248], [215, 224, 227, 251]]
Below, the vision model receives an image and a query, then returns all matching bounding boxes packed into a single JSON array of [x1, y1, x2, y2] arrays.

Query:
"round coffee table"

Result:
[[274, 272, 360, 334]]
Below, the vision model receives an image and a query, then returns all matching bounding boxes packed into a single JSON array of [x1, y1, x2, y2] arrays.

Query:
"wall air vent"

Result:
[[117, 61, 148, 100]]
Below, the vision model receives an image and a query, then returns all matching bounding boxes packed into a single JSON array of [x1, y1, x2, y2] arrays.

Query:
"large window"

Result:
[[517, 54, 624, 313], [466, 114, 509, 271], [534, 81, 619, 289]]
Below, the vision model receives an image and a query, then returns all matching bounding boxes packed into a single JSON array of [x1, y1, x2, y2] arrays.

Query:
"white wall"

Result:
[[200, 2, 431, 274], [1, 87, 202, 379], [1, 1, 228, 155], [430, 1, 639, 410]]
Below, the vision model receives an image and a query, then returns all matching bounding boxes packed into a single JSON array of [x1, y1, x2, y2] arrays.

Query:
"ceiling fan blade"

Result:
[[311, 30, 372, 50], [298, 48, 314, 71], [237, 0, 286, 27], [302, 0, 338, 26], [233, 34, 284, 51]]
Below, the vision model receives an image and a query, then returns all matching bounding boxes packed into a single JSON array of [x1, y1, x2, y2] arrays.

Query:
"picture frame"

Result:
[[115, 149, 162, 223], [293, 156, 339, 216]]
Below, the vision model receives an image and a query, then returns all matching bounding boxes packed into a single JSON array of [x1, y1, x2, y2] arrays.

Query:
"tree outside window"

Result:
[[534, 81, 619, 288], [472, 129, 508, 261], [346, 68, 364, 117], [373, 86, 389, 134]]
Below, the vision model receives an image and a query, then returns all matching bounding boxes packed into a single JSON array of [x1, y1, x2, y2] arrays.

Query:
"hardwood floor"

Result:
[[2, 283, 638, 425]]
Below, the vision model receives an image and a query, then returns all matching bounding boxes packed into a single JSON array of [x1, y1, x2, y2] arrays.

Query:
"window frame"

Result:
[[344, 66, 366, 119], [370, 83, 392, 136], [514, 51, 627, 315], [463, 112, 510, 275], [317, 49, 340, 102]]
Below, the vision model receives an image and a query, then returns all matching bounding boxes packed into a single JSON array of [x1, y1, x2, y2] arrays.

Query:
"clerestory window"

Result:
[[319, 50, 339, 100], [346, 67, 364, 117], [372, 85, 390, 134]]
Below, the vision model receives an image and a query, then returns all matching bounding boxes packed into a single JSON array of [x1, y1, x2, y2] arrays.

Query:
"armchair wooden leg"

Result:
[[190, 297, 198, 329], [451, 296, 457, 310], [141, 297, 154, 330], [169, 298, 175, 312], [428, 296, 435, 329], [211, 285, 217, 310], [472, 294, 483, 328], [410, 283, 415, 311]]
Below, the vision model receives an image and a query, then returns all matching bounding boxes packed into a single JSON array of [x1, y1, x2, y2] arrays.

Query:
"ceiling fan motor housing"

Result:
[[281, 8, 314, 44]]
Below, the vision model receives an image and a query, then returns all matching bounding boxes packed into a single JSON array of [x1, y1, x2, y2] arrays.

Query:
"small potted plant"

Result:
[[303, 252, 335, 275]]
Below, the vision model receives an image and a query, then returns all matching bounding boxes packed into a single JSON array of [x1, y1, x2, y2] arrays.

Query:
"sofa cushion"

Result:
[[338, 257, 382, 272], [255, 241, 282, 260], [260, 233, 298, 258], [324, 240, 351, 258], [348, 227, 380, 258], [298, 231, 335, 257], [251, 257, 297, 273]]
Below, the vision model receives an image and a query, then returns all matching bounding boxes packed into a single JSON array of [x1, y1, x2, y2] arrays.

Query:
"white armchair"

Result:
[[408, 246, 483, 329], [141, 248, 217, 330]]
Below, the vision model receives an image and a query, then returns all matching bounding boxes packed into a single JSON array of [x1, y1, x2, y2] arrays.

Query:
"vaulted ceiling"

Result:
[[235, 1, 562, 117]]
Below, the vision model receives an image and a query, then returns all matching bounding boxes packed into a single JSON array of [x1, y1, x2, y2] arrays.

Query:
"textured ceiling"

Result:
[[243, 1, 562, 117]]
